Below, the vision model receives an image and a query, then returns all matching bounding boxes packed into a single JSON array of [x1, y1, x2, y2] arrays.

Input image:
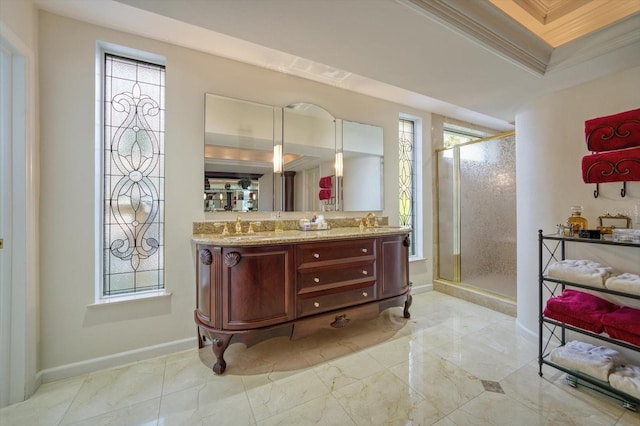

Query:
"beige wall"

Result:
[[38, 11, 433, 375], [516, 65, 640, 351]]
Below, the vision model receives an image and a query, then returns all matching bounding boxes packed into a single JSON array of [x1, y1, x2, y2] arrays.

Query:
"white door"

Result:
[[0, 43, 13, 408], [0, 33, 30, 407]]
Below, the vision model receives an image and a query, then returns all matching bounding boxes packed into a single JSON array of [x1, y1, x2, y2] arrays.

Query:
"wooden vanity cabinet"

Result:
[[194, 231, 411, 374], [196, 245, 294, 330], [296, 239, 377, 317], [379, 234, 410, 298]]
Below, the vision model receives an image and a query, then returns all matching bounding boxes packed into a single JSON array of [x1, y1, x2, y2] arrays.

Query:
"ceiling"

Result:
[[34, 0, 640, 130]]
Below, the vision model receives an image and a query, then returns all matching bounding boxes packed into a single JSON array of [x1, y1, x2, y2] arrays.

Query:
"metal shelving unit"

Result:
[[538, 230, 640, 410]]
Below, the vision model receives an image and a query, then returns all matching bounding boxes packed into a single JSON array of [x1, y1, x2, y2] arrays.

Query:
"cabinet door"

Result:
[[222, 245, 294, 330], [379, 235, 410, 298]]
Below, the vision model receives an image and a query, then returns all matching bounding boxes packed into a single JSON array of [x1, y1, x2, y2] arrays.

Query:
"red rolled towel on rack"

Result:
[[544, 289, 618, 334], [319, 189, 332, 200], [585, 108, 640, 152], [601, 307, 640, 346], [319, 175, 334, 189], [581, 146, 640, 184]]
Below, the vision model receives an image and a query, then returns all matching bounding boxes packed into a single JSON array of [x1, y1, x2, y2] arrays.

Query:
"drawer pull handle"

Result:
[[362, 270, 368, 275], [362, 248, 368, 253], [314, 302, 320, 308], [362, 292, 368, 297], [313, 253, 320, 259], [314, 277, 320, 283], [330, 314, 351, 328]]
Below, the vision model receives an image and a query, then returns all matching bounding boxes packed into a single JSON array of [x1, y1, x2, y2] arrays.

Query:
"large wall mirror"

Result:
[[204, 94, 384, 213], [282, 103, 336, 212], [342, 121, 384, 211], [204, 94, 276, 212]]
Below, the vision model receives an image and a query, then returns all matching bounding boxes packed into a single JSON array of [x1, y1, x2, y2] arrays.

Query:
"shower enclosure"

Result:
[[436, 132, 517, 299]]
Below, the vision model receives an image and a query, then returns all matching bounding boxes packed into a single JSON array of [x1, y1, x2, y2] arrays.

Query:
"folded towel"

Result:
[[603, 326, 640, 347], [547, 260, 613, 288], [543, 309, 606, 334], [544, 289, 618, 333], [318, 189, 332, 200], [605, 273, 640, 296], [585, 108, 640, 152], [319, 175, 334, 189], [581, 147, 640, 184], [550, 340, 625, 381], [602, 307, 640, 337], [610, 365, 640, 399]]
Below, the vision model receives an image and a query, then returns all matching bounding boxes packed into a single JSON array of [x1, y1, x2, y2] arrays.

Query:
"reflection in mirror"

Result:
[[282, 103, 336, 212], [204, 94, 275, 212], [341, 121, 384, 211]]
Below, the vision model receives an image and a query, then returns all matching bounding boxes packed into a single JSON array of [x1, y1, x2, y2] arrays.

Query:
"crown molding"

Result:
[[547, 13, 640, 72], [404, 0, 553, 75]]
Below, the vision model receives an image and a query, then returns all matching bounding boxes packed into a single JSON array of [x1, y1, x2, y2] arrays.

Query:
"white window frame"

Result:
[[94, 42, 167, 304], [399, 114, 423, 261]]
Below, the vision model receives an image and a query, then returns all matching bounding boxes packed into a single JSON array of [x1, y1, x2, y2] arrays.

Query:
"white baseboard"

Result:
[[38, 337, 197, 384], [411, 282, 433, 294]]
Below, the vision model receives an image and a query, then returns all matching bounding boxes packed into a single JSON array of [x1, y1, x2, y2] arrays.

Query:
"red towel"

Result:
[[319, 189, 332, 200], [585, 108, 640, 152], [319, 176, 334, 189], [544, 289, 618, 334], [581, 147, 640, 184], [602, 307, 640, 336], [603, 326, 640, 347]]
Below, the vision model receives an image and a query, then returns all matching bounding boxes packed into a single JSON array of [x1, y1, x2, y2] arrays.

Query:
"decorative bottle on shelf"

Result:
[[567, 205, 588, 235]]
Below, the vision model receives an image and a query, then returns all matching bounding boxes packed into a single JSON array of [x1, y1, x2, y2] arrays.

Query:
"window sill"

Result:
[[88, 290, 172, 307], [409, 256, 427, 263]]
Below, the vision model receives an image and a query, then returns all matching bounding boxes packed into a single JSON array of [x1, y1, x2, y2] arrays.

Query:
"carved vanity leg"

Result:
[[403, 293, 413, 319], [197, 327, 205, 349], [211, 334, 232, 375]]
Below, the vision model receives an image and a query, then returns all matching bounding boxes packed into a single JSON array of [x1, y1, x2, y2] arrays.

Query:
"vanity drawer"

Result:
[[297, 282, 376, 317], [298, 261, 375, 290], [297, 239, 375, 266]]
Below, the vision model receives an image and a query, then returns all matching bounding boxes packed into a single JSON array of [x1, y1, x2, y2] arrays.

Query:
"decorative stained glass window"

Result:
[[399, 118, 416, 256], [103, 54, 165, 296]]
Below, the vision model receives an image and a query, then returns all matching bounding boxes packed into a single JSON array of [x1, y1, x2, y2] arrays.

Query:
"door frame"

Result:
[[0, 22, 37, 407]]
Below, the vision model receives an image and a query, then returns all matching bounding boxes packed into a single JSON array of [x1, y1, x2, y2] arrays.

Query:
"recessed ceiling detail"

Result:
[[489, 0, 640, 47], [512, 0, 590, 25]]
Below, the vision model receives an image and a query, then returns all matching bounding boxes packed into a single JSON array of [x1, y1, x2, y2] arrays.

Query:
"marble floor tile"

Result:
[[243, 370, 331, 422], [0, 376, 86, 426], [60, 358, 166, 424], [389, 351, 485, 416], [158, 381, 254, 426], [2, 291, 640, 426], [257, 394, 355, 426]]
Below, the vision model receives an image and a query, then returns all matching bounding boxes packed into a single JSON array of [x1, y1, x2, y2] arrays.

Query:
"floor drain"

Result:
[[481, 380, 504, 394]]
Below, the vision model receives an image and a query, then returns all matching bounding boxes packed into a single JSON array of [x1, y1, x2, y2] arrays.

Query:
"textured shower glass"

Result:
[[459, 135, 516, 298], [437, 150, 455, 281]]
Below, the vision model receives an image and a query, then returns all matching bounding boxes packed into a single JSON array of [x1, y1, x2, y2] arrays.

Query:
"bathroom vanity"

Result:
[[192, 225, 411, 374]]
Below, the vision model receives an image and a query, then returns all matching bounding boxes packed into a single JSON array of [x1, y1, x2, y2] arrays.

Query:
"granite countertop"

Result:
[[192, 226, 410, 246]]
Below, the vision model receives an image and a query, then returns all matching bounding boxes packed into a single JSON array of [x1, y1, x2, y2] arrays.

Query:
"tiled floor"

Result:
[[2, 291, 640, 425]]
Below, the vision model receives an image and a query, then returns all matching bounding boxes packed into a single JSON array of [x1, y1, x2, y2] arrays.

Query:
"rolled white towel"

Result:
[[610, 365, 640, 399], [547, 259, 613, 288], [549, 340, 625, 381], [605, 273, 640, 296]]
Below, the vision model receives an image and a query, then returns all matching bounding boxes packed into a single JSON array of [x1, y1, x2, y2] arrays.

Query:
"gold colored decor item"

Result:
[[597, 213, 631, 235]]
